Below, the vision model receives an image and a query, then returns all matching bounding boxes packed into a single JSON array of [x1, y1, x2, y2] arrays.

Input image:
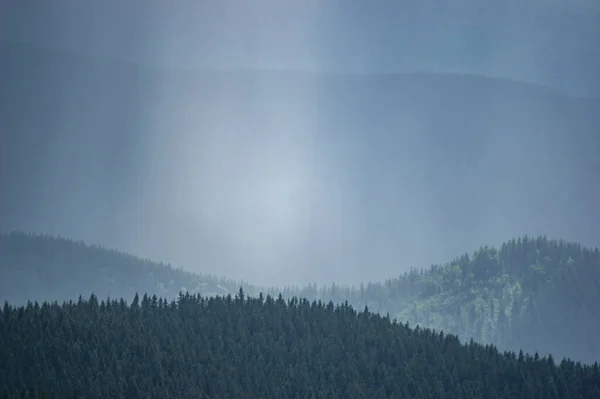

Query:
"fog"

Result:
[[1, 1, 599, 287]]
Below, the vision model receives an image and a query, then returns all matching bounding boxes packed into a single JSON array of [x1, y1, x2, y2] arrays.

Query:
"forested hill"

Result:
[[1, 232, 600, 363], [0, 232, 257, 305], [286, 236, 600, 364], [2, 292, 600, 398]]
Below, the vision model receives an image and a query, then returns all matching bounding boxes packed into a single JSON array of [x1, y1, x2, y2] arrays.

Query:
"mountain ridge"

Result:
[[3, 0, 600, 96], [1, 231, 599, 363], [0, 38, 594, 100]]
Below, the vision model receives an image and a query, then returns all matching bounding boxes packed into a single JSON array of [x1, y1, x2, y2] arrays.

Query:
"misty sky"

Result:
[[2, 0, 600, 95], [1, 0, 599, 287]]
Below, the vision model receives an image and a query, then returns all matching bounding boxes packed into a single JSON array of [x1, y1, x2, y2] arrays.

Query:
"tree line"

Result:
[[1, 290, 600, 398]]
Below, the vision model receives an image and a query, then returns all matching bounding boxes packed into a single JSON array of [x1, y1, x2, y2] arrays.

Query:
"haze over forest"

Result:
[[2, 1, 600, 397], [1, 0, 599, 288]]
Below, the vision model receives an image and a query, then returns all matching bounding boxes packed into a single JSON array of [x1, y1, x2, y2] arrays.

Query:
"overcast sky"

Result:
[[2, 0, 599, 95], [1, 0, 599, 287]]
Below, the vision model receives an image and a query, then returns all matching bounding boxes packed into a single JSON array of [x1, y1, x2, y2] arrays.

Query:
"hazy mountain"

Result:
[[0, 232, 248, 305], [1, 232, 599, 364], [3, 2, 600, 397], [1, 41, 599, 286]]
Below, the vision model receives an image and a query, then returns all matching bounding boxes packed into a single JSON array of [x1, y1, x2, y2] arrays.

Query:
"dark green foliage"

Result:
[[1, 293, 600, 398]]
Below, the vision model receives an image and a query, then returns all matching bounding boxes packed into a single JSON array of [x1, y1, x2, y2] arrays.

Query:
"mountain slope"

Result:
[[288, 236, 600, 363], [0, 232, 255, 305], [1, 232, 599, 364], [1, 291, 600, 398]]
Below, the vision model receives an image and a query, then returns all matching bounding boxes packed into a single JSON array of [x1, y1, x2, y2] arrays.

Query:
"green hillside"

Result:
[[1, 232, 599, 363], [285, 236, 600, 364], [2, 291, 600, 398]]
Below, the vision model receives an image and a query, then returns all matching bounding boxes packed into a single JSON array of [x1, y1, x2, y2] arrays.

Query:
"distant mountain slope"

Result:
[[285, 236, 600, 364], [1, 232, 599, 364], [1, 41, 599, 285], [0, 232, 258, 305], [2, 291, 600, 398]]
